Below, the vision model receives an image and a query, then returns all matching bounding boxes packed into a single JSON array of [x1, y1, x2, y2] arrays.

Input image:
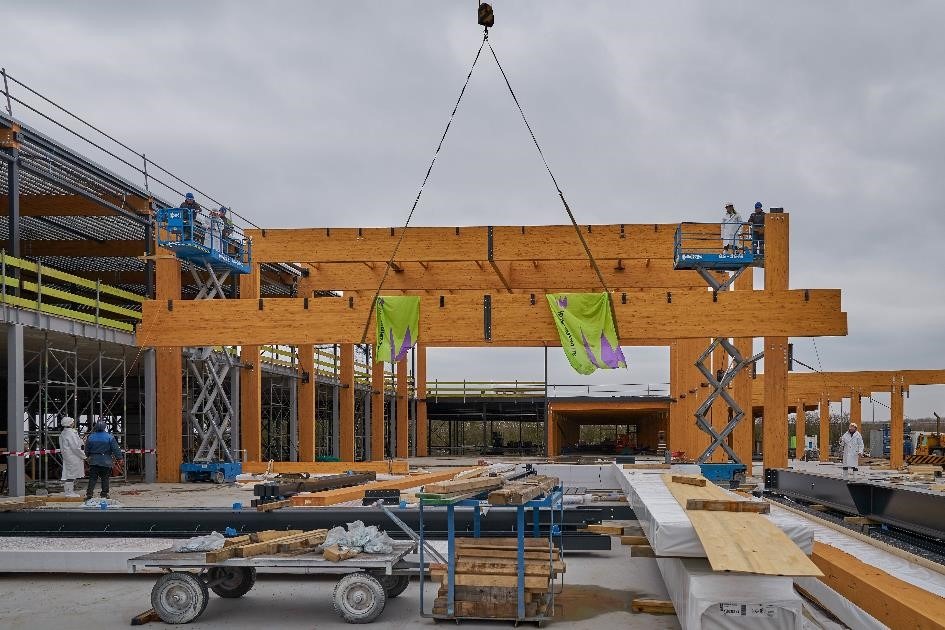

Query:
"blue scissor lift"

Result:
[[673, 222, 765, 485], [154, 206, 252, 483]]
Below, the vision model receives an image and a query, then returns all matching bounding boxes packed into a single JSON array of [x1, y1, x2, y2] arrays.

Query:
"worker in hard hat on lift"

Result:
[[721, 203, 743, 253], [839, 422, 865, 479], [750, 202, 765, 255], [181, 192, 206, 244], [58, 417, 86, 498]]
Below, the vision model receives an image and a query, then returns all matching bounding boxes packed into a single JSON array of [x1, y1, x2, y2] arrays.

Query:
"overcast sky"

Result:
[[4, 1, 943, 419]]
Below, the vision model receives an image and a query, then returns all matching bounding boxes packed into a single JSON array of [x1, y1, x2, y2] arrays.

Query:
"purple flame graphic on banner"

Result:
[[557, 296, 568, 309], [395, 328, 413, 362], [580, 332, 604, 369], [599, 333, 626, 368]]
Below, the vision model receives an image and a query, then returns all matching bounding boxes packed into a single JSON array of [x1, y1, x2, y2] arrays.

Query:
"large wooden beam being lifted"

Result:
[[246, 224, 716, 264], [138, 289, 846, 347], [298, 258, 717, 292]]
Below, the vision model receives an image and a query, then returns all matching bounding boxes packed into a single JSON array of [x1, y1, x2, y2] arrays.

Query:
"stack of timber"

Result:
[[430, 537, 564, 620], [252, 471, 376, 508], [661, 474, 821, 577], [488, 475, 558, 505], [0, 496, 46, 511], [204, 529, 328, 562], [290, 468, 475, 507], [242, 460, 410, 475], [419, 476, 504, 502]]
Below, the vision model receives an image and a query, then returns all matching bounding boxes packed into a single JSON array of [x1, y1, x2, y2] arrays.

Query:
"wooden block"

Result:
[[631, 598, 675, 614], [256, 499, 291, 512], [323, 544, 360, 561], [205, 547, 239, 563], [580, 523, 626, 536], [620, 535, 648, 546], [130, 608, 160, 625], [222, 535, 252, 548], [236, 530, 316, 557], [250, 529, 302, 543], [685, 498, 770, 514], [623, 463, 671, 470], [437, 572, 549, 591], [275, 530, 328, 553], [629, 545, 656, 558], [671, 475, 706, 487], [456, 548, 560, 561], [46, 495, 87, 503]]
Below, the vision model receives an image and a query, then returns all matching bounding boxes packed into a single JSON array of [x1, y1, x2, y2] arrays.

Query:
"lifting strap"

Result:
[[360, 17, 616, 344]]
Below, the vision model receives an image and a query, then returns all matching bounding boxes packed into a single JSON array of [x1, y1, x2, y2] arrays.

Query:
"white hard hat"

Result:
[[61, 417, 75, 427]]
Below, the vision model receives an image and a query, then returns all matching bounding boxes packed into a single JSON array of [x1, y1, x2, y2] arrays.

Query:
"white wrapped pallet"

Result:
[[656, 557, 803, 630]]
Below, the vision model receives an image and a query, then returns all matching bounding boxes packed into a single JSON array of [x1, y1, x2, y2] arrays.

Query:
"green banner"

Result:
[[546, 293, 627, 375], [375, 296, 420, 363]]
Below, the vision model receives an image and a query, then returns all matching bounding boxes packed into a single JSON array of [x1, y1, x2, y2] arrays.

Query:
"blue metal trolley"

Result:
[[418, 485, 565, 623]]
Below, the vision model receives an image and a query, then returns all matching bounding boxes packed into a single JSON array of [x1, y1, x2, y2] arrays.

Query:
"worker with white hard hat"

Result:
[[839, 422, 865, 479], [721, 203, 743, 253], [58, 417, 86, 498]]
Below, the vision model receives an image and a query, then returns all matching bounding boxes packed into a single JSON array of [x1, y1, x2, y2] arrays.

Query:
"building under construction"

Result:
[[1, 38, 944, 630]]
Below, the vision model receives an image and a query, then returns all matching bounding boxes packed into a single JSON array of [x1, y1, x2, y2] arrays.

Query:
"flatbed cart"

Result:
[[418, 486, 565, 625], [127, 540, 416, 624]]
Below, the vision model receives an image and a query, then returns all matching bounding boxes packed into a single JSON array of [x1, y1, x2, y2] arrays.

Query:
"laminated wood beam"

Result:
[[298, 345, 315, 461], [763, 212, 789, 470], [416, 343, 428, 457], [246, 224, 719, 264], [819, 396, 831, 463], [371, 357, 386, 459], [0, 193, 149, 217], [20, 239, 147, 258], [339, 344, 355, 461], [239, 265, 262, 462], [396, 356, 409, 458], [298, 259, 718, 292], [154, 254, 182, 483], [751, 370, 945, 406], [138, 289, 847, 347]]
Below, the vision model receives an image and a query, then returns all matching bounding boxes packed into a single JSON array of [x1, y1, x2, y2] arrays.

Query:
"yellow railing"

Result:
[[258, 344, 415, 389], [0, 251, 145, 332]]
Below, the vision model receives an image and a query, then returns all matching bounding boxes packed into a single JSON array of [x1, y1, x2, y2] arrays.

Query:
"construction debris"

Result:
[[0, 496, 46, 512], [323, 544, 360, 562]]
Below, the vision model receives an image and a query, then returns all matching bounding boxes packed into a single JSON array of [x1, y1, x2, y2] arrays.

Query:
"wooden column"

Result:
[[819, 396, 831, 462], [239, 265, 262, 462], [732, 267, 754, 465], [849, 391, 862, 429], [416, 343, 428, 457], [797, 399, 807, 459], [668, 341, 686, 454], [371, 357, 386, 460], [546, 409, 557, 456], [763, 212, 789, 470], [396, 357, 409, 458], [890, 379, 904, 468], [298, 345, 315, 461], [155, 254, 182, 482], [339, 343, 355, 460]]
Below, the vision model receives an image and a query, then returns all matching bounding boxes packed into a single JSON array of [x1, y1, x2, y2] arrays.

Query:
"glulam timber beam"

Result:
[[752, 369, 945, 405], [137, 289, 847, 347], [246, 224, 719, 264], [20, 239, 147, 258], [0, 193, 150, 217], [298, 259, 719, 292]]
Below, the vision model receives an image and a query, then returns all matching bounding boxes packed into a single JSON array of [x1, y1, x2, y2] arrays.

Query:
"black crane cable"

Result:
[[359, 27, 616, 344]]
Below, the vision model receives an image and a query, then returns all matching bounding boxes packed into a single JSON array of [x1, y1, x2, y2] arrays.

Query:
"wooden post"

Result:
[[732, 267, 754, 466], [819, 396, 831, 462], [155, 254, 182, 482], [396, 356, 409, 458], [849, 391, 862, 430], [298, 345, 315, 461], [763, 212, 789, 470], [339, 343, 355, 460], [890, 378, 904, 468], [416, 343, 428, 457], [239, 264, 262, 462], [371, 356, 385, 460], [668, 341, 686, 454], [546, 409, 557, 456], [797, 399, 807, 459]]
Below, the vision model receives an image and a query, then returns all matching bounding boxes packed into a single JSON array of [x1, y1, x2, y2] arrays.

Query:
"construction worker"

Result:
[[181, 192, 205, 243], [218, 207, 234, 239], [58, 417, 86, 498], [85, 421, 124, 500], [750, 202, 765, 255], [839, 422, 865, 479], [721, 203, 743, 253]]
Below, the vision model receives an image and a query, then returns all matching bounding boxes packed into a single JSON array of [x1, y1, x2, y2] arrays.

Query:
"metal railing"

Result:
[[0, 250, 145, 332], [674, 221, 758, 256], [427, 380, 670, 400]]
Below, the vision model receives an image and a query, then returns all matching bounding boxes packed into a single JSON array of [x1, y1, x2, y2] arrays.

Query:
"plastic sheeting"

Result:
[[614, 464, 814, 557], [794, 577, 886, 630], [533, 464, 621, 489], [657, 557, 803, 630], [172, 531, 225, 552], [324, 520, 394, 554]]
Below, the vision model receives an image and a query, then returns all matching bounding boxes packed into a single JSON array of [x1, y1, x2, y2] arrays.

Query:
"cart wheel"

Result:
[[375, 574, 410, 598], [208, 566, 256, 598], [151, 571, 209, 624], [214, 470, 225, 484], [332, 572, 386, 623], [180, 472, 190, 483]]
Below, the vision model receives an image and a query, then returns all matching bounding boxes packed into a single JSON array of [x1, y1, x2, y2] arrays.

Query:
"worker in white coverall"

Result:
[[838, 422, 865, 479], [721, 203, 743, 252], [59, 417, 86, 497]]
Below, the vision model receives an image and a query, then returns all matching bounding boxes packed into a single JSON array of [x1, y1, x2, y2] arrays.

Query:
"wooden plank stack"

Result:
[[204, 529, 328, 562], [430, 537, 563, 620], [487, 475, 558, 505], [420, 476, 504, 501], [0, 496, 46, 512], [290, 468, 474, 506]]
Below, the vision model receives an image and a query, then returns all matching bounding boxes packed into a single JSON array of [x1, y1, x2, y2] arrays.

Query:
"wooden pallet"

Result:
[[487, 475, 558, 505], [205, 529, 326, 562]]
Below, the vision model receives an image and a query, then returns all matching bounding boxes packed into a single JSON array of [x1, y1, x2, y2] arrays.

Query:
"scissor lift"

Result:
[[674, 223, 764, 482], [154, 205, 251, 483]]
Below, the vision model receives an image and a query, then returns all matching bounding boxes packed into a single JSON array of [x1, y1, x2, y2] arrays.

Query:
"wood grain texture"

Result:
[[339, 344, 355, 461], [241, 459, 409, 474], [290, 468, 471, 506], [890, 381, 904, 469], [396, 357, 409, 458], [662, 474, 821, 576], [138, 290, 847, 347], [371, 357, 386, 459], [298, 345, 315, 461], [732, 266, 754, 466], [416, 344, 428, 457], [819, 397, 831, 462], [155, 254, 182, 482]]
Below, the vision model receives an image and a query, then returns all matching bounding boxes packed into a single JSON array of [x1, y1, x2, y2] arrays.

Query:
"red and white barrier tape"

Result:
[[1, 448, 155, 457]]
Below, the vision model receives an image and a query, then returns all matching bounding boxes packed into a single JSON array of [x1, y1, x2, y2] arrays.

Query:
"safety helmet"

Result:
[[185, 192, 195, 200], [94, 421, 107, 432], [61, 417, 75, 428], [754, 202, 763, 209]]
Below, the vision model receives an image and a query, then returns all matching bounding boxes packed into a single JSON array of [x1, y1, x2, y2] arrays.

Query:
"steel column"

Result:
[[6, 324, 25, 496]]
